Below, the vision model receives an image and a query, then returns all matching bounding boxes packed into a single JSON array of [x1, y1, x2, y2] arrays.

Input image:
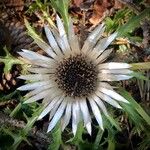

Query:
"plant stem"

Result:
[[10, 103, 22, 117]]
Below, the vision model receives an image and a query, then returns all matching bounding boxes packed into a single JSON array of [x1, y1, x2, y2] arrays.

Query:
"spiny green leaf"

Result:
[[93, 129, 104, 150], [10, 106, 44, 149], [106, 115, 121, 131], [35, 0, 55, 26], [117, 8, 150, 37], [10, 103, 22, 118], [0, 91, 18, 102], [107, 137, 116, 150], [131, 62, 150, 70], [105, 8, 132, 33], [0, 47, 23, 73], [120, 102, 144, 129], [131, 72, 149, 81], [48, 122, 62, 150], [68, 122, 84, 145], [24, 18, 43, 41], [118, 89, 150, 126], [50, 0, 70, 32]]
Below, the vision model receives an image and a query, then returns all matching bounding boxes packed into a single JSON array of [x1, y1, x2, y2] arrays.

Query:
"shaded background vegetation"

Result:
[[0, 0, 150, 149]]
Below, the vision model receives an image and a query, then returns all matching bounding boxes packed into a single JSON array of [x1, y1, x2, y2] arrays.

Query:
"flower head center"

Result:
[[55, 54, 98, 98]]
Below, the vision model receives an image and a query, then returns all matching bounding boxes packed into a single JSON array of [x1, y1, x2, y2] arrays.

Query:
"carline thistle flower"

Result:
[[18, 15, 133, 135]]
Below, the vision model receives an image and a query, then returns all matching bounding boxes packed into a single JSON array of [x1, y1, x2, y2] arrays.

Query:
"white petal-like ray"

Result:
[[93, 32, 117, 55], [98, 62, 131, 70], [96, 49, 113, 64], [99, 82, 113, 90], [99, 87, 129, 103], [56, 15, 66, 37], [56, 15, 71, 52], [98, 74, 132, 81], [68, 19, 80, 53], [25, 84, 55, 98], [34, 38, 57, 59], [44, 25, 63, 56], [47, 99, 67, 132], [27, 60, 54, 68], [38, 96, 63, 120], [89, 98, 103, 130], [18, 50, 56, 68], [18, 74, 50, 81], [28, 67, 55, 74], [62, 100, 72, 131], [82, 23, 105, 53], [99, 69, 133, 74], [17, 80, 50, 91], [24, 89, 51, 103], [51, 28, 68, 54], [42, 88, 63, 105], [49, 97, 64, 120], [19, 49, 52, 62], [79, 99, 91, 134], [17, 15, 133, 135], [96, 91, 122, 109], [92, 95, 108, 116], [86, 122, 92, 135], [72, 100, 80, 136]]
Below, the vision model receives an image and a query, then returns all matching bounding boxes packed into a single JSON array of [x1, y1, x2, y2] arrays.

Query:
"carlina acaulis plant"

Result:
[[18, 15, 133, 136]]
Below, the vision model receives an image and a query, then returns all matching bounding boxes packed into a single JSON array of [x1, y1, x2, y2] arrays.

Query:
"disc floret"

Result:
[[55, 54, 98, 98]]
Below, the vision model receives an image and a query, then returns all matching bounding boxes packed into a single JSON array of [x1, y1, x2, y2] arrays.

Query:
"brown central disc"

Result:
[[55, 54, 98, 98]]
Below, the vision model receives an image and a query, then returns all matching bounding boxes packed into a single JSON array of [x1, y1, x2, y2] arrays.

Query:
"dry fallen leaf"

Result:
[[89, 0, 111, 25], [114, 0, 124, 9], [73, 0, 83, 7]]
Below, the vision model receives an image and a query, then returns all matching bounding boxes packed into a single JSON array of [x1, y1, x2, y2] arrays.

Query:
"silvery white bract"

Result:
[[18, 15, 132, 136]]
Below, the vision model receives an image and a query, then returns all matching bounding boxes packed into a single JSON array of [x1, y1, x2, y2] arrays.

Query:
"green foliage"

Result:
[[118, 89, 150, 127], [0, 47, 23, 74], [27, 0, 55, 26], [0, 90, 18, 102], [24, 18, 55, 51], [107, 137, 116, 150], [0, 130, 14, 150], [138, 132, 150, 150], [49, 0, 70, 32], [48, 122, 62, 150], [27, 0, 70, 32], [117, 8, 150, 37], [68, 122, 84, 145], [1, 1, 150, 149], [131, 62, 150, 70], [93, 129, 104, 150], [10, 106, 43, 149], [106, 115, 121, 131], [105, 8, 132, 33], [24, 18, 43, 42], [67, 116, 120, 150], [131, 71, 149, 81], [0, 102, 44, 149]]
